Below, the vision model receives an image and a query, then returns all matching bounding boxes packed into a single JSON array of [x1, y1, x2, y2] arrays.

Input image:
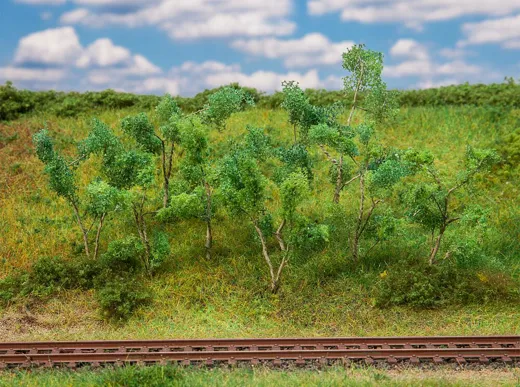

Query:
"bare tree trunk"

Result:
[[347, 61, 364, 127], [253, 221, 278, 292], [161, 143, 175, 208], [205, 218, 212, 260], [333, 155, 344, 203], [71, 201, 90, 258], [253, 221, 290, 293], [133, 199, 152, 273], [274, 219, 287, 251], [352, 174, 365, 262], [163, 178, 169, 208], [429, 225, 446, 265], [204, 182, 213, 260], [93, 213, 106, 260]]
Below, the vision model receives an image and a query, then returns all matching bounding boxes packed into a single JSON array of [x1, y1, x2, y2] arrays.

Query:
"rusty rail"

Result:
[[1, 336, 519, 369]]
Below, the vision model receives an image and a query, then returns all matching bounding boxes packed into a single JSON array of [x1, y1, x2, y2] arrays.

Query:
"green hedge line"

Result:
[[2, 79, 519, 121]]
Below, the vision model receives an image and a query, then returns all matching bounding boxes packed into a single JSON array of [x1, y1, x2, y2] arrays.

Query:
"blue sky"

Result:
[[0, 0, 519, 96]]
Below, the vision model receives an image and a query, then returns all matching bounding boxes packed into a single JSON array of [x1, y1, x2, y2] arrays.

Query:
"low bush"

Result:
[[98, 237, 145, 275], [0, 256, 100, 305], [3, 78, 520, 121], [375, 259, 519, 308], [95, 276, 151, 321]]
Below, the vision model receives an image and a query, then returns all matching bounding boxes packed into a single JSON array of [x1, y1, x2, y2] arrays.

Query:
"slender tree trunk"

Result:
[[333, 155, 344, 203], [93, 212, 106, 260], [253, 221, 278, 292], [204, 182, 213, 260], [429, 224, 446, 265], [352, 174, 365, 262], [205, 218, 212, 260], [334, 63, 363, 204], [274, 219, 287, 251], [293, 124, 297, 144], [161, 143, 175, 208], [71, 201, 90, 258], [347, 61, 364, 127], [133, 199, 152, 273], [163, 178, 169, 208]]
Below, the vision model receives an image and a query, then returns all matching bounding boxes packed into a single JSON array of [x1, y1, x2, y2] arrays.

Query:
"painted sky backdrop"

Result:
[[0, 0, 519, 96]]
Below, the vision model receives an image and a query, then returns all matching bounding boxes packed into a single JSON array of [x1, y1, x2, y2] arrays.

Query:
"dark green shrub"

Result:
[[0, 256, 100, 304], [496, 127, 520, 174], [97, 365, 183, 386], [375, 259, 519, 308], [375, 262, 452, 308], [0, 274, 26, 305], [150, 231, 171, 274], [99, 237, 145, 275], [25, 256, 99, 297], [95, 276, 151, 321]]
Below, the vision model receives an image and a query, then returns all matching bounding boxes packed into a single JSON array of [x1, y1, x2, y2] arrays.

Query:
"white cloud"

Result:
[[14, 27, 82, 66], [175, 61, 241, 75], [60, 8, 90, 24], [384, 59, 481, 78], [439, 48, 472, 59], [77, 38, 131, 68], [59, 0, 295, 40], [385, 38, 483, 79], [40, 11, 53, 20], [0, 67, 67, 82], [205, 69, 322, 91], [232, 33, 354, 68], [383, 39, 486, 91], [390, 39, 429, 61], [415, 78, 460, 89], [307, 0, 520, 29], [5, 27, 162, 93], [459, 14, 520, 49], [16, 0, 65, 4], [436, 61, 481, 75], [85, 59, 334, 96]]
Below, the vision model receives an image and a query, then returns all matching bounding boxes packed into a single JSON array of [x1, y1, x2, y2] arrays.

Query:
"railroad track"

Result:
[[1, 336, 519, 369]]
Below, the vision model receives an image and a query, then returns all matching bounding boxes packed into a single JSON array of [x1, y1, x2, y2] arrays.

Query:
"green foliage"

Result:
[[403, 146, 499, 234], [219, 149, 267, 217], [203, 86, 254, 129], [44, 155, 78, 204], [274, 143, 314, 183], [244, 126, 272, 160], [33, 129, 55, 163], [103, 150, 155, 190], [121, 113, 162, 154], [375, 260, 518, 308], [24, 45, 520, 310], [157, 190, 205, 221], [281, 81, 308, 129], [78, 118, 122, 158], [95, 276, 151, 321], [496, 127, 520, 173], [150, 231, 171, 273], [85, 179, 127, 217], [3, 79, 520, 122], [280, 81, 342, 142], [99, 237, 145, 275], [342, 44, 384, 92], [289, 221, 330, 257], [178, 116, 208, 167], [280, 171, 310, 221], [0, 256, 100, 304], [155, 93, 181, 124]]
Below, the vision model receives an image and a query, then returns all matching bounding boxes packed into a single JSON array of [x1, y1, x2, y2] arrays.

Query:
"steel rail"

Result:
[[1, 347, 519, 368], [1, 336, 519, 353]]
